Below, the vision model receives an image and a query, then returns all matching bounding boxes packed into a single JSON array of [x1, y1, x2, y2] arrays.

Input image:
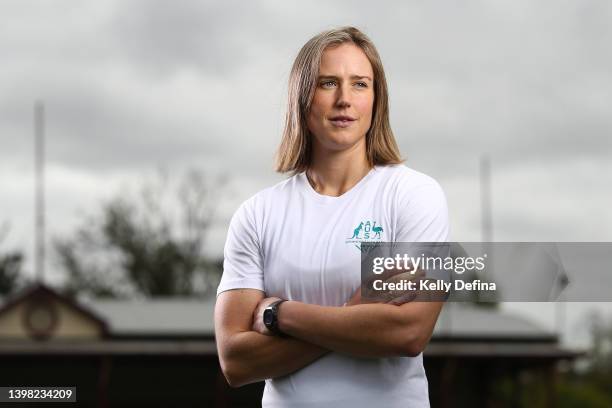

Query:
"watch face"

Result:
[[263, 309, 274, 325]]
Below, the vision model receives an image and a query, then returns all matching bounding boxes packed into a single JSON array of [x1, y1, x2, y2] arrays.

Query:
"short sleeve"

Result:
[[216, 198, 265, 296], [395, 180, 450, 243]]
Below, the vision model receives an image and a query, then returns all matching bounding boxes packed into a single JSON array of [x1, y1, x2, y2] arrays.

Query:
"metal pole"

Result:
[[480, 155, 493, 244], [35, 100, 45, 282], [479, 155, 493, 298]]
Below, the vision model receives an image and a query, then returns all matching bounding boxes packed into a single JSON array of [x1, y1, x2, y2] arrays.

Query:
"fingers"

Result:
[[386, 292, 417, 305], [362, 267, 429, 303], [364, 266, 418, 286]]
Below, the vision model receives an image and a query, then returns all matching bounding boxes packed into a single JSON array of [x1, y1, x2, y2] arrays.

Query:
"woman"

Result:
[[215, 26, 449, 408]]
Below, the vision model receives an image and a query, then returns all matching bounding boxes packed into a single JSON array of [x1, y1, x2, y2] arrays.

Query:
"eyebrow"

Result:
[[318, 75, 373, 81]]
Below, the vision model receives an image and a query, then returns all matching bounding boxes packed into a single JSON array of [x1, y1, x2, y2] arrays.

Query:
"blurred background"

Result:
[[1, 0, 611, 406]]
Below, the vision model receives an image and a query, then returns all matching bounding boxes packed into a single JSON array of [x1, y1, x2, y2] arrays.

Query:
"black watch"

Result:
[[263, 299, 287, 336]]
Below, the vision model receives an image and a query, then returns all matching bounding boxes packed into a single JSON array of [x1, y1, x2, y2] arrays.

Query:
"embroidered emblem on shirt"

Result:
[[346, 220, 384, 250]]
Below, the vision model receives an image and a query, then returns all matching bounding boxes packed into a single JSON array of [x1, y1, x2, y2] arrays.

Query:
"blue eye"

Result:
[[321, 80, 336, 88], [355, 82, 368, 88]]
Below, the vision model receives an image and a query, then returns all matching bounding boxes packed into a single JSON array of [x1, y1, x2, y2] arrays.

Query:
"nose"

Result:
[[335, 82, 351, 108]]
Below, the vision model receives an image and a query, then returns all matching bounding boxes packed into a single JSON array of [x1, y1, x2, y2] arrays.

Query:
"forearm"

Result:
[[220, 330, 328, 387], [278, 301, 431, 358]]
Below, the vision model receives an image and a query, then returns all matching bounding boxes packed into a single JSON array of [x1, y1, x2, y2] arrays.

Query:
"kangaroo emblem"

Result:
[[349, 222, 364, 239]]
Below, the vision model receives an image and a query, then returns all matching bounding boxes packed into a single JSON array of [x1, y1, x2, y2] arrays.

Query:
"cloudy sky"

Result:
[[1, 1, 611, 343]]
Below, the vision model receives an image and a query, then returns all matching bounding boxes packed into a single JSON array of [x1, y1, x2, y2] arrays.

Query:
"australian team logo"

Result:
[[346, 220, 384, 250]]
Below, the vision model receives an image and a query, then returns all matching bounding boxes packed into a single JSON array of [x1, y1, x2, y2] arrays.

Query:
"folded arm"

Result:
[[276, 299, 443, 358], [216, 284, 443, 387], [215, 289, 329, 388]]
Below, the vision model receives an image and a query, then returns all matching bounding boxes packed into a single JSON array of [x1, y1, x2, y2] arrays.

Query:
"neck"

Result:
[[307, 140, 371, 197]]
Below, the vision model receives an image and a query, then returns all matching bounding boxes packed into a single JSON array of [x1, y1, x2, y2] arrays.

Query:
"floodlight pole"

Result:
[[34, 100, 45, 283]]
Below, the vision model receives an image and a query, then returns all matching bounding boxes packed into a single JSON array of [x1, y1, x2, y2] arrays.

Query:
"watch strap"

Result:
[[264, 299, 287, 336]]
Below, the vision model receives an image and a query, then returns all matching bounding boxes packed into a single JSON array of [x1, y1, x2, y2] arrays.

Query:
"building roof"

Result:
[[79, 298, 556, 341], [84, 298, 216, 337], [434, 303, 556, 341], [0, 288, 582, 359], [1, 288, 557, 340]]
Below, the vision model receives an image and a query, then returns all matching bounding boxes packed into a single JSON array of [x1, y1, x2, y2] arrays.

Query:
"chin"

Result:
[[318, 134, 363, 151]]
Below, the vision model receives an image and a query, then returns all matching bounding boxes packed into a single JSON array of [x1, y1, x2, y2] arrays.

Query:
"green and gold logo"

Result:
[[346, 220, 384, 250]]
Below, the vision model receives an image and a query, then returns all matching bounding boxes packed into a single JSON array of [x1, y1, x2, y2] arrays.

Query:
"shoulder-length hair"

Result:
[[275, 26, 403, 174]]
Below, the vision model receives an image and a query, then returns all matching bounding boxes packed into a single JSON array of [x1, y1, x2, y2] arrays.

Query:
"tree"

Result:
[[55, 169, 226, 299], [0, 222, 23, 295], [554, 310, 612, 407], [583, 311, 612, 391]]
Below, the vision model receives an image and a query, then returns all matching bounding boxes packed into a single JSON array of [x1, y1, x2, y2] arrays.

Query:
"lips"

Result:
[[329, 115, 356, 121], [329, 115, 356, 128]]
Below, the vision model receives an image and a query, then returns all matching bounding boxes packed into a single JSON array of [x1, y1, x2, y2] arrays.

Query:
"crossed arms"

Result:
[[214, 285, 444, 387]]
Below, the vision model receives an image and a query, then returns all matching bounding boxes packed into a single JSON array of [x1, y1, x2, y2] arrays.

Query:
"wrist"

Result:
[[263, 299, 287, 337], [277, 300, 297, 336]]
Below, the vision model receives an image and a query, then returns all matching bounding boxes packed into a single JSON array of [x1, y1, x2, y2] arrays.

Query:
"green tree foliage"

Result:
[[55, 169, 226, 299], [0, 223, 23, 295], [0, 251, 22, 296], [556, 381, 612, 408], [555, 311, 612, 407], [581, 311, 612, 397]]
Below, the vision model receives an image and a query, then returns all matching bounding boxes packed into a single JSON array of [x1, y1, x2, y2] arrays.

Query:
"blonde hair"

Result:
[[275, 26, 403, 174]]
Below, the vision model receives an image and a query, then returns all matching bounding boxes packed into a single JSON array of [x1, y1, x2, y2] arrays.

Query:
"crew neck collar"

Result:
[[297, 166, 379, 204]]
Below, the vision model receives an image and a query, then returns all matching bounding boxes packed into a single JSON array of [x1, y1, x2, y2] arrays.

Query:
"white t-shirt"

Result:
[[217, 164, 450, 408]]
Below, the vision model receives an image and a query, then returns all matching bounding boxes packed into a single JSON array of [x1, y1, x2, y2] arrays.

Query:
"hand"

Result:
[[383, 269, 426, 304], [344, 286, 363, 307], [252, 296, 283, 335], [346, 268, 427, 306]]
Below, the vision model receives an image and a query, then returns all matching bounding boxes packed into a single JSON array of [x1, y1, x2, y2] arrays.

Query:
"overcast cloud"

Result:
[[1, 0, 611, 307]]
